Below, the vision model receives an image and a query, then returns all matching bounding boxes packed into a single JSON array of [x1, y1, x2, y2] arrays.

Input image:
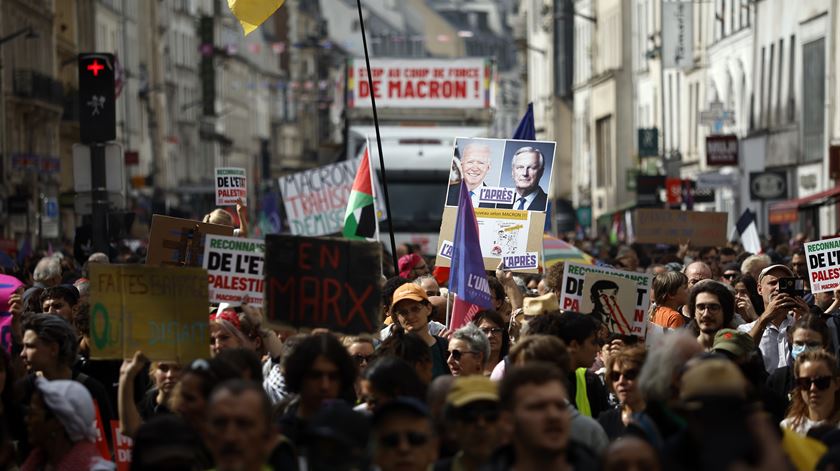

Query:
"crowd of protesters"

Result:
[[0, 230, 840, 470]]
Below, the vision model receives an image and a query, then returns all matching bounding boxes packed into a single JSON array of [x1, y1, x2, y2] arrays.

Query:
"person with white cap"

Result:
[[738, 264, 811, 373], [21, 377, 114, 470]]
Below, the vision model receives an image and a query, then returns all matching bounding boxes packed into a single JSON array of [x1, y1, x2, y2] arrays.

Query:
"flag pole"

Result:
[[355, 0, 398, 272]]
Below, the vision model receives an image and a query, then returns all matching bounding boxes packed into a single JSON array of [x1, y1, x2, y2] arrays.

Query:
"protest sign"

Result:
[[215, 167, 247, 206], [435, 137, 554, 272], [264, 235, 382, 334], [347, 58, 494, 109], [203, 235, 265, 306], [580, 273, 638, 336], [0, 274, 22, 354], [89, 264, 209, 362], [559, 262, 652, 338], [110, 420, 132, 471], [804, 237, 840, 293], [279, 159, 359, 236], [633, 208, 728, 246], [147, 215, 234, 267]]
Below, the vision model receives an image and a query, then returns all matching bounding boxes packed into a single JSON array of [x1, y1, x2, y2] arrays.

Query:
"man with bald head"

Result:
[[447, 143, 494, 208], [681, 261, 712, 320]]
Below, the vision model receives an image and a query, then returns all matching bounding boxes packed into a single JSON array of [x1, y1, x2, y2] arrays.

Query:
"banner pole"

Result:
[[355, 0, 398, 272]]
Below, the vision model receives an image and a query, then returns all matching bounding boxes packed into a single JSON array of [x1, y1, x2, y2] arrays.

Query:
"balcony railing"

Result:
[[12, 69, 64, 107]]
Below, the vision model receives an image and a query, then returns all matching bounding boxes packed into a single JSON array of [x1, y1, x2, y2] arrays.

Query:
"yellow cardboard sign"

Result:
[[89, 264, 210, 363]]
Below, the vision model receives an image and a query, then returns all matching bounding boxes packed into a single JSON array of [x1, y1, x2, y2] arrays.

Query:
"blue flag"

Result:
[[449, 179, 492, 328], [512, 102, 536, 140]]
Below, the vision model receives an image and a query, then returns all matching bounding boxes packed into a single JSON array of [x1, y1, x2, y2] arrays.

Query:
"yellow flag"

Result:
[[228, 0, 286, 36]]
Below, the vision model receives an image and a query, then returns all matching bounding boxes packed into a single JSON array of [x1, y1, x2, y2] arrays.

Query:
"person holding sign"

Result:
[[737, 264, 811, 373], [203, 198, 249, 238]]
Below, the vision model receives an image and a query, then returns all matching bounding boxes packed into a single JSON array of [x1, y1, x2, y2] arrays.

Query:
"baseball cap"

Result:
[[713, 329, 755, 358], [391, 283, 429, 305], [372, 397, 431, 426], [446, 375, 499, 408], [522, 293, 560, 316], [758, 264, 794, 282], [680, 358, 748, 406]]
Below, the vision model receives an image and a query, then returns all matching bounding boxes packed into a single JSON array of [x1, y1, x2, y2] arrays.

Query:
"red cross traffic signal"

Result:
[[78, 53, 116, 143]]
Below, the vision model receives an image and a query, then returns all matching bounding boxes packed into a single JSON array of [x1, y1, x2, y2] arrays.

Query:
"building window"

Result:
[[803, 38, 825, 161], [788, 34, 796, 123], [777, 39, 784, 125], [596, 116, 612, 188]]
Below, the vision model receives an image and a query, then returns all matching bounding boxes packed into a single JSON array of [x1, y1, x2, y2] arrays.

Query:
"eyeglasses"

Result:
[[481, 327, 504, 336], [393, 303, 427, 318], [456, 407, 500, 424], [609, 369, 640, 383], [695, 303, 722, 313], [448, 349, 478, 361], [723, 273, 739, 280], [352, 354, 374, 365], [796, 376, 834, 391], [379, 431, 430, 449]]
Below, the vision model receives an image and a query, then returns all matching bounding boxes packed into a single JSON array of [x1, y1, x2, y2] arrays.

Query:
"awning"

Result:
[[769, 185, 840, 224]]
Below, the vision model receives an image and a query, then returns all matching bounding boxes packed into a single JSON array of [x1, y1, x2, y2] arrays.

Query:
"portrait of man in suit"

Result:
[[497, 146, 547, 211], [445, 142, 496, 208]]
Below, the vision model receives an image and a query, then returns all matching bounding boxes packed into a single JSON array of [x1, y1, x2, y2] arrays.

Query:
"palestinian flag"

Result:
[[342, 146, 378, 240]]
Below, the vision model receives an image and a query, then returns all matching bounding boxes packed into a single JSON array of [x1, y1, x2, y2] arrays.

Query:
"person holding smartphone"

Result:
[[738, 265, 811, 373]]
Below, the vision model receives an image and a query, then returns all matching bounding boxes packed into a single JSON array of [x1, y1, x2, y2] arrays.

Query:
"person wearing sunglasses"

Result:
[[781, 350, 840, 435], [767, 314, 831, 406], [472, 310, 510, 376], [447, 323, 490, 377], [597, 346, 647, 441], [436, 376, 503, 471], [373, 397, 439, 471]]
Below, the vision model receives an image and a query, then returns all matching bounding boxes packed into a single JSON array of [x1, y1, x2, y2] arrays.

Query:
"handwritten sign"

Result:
[[215, 167, 247, 206], [147, 215, 234, 267], [560, 263, 652, 338], [265, 235, 382, 334], [89, 264, 209, 362], [203, 235, 265, 306], [633, 209, 728, 246], [279, 159, 359, 236], [805, 237, 840, 293]]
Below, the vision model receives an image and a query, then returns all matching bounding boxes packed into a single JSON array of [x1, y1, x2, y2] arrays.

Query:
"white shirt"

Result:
[[513, 190, 538, 210], [737, 315, 794, 373]]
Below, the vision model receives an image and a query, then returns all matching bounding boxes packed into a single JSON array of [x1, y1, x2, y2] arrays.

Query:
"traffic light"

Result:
[[199, 16, 216, 116], [78, 53, 116, 143]]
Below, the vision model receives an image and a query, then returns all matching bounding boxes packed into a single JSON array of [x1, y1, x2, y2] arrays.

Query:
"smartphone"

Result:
[[778, 277, 805, 297]]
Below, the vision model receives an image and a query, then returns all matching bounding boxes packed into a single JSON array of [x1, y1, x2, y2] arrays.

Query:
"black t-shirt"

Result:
[[597, 407, 628, 441], [137, 387, 171, 421]]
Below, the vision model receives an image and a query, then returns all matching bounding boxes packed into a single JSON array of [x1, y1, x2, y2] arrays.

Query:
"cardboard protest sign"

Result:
[[215, 167, 247, 206], [633, 208, 728, 246], [559, 262, 652, 338], [203, 235, 265, 306], [580, 273, 638, 336], [279, 159, 359, 236], [264, 235, 382, 334], [0, 274, 22, 354], [804, 237, 840, 293], [110, 420, 132, 471], [347, 58, 494, 109], [435, 137, 554, 272], [147, 215, 234, 267], [89, 264, 209, 362]]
